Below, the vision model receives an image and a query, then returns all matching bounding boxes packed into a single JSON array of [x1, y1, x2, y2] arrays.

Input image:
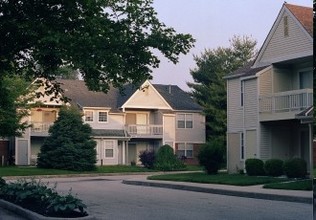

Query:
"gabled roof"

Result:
[[57, 79, 202, 112], [285, 3, 313, 36], [223, 61, 270, 79], [153, 84, 202, 111]]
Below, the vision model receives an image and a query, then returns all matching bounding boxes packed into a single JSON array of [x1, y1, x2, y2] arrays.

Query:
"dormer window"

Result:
[[283, 16, 289, 37], [98, 111, 108, 122], [84, 111, 93, 122]]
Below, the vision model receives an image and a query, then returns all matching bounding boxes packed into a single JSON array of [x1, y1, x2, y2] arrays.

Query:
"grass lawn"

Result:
[[148, 172, 288, 186], [0, 165, 202, 177], [263, 179, 312, 191]]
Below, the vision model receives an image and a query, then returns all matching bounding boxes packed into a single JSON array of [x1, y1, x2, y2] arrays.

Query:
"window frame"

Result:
[[98, 111, 108, 123], [177, 113, 193, 129], [84, 110, 94, 122], [104, 141, 114, 159], [240, 132, 245, 161], [176, 143, 194, 159]]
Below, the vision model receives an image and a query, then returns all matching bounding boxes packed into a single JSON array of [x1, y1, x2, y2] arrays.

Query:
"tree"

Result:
[[0, 0, 194, 90], [0, 0, 195, 137], [37, 106, 97, 171], [0, 76, 34, 138], [188, 36, 257, 144]]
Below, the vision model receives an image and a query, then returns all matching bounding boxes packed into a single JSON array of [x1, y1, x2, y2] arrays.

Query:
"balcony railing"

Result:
[[126, 124, 163, 138], [259, 89, 313, 113], [31, 122, 54, 133]]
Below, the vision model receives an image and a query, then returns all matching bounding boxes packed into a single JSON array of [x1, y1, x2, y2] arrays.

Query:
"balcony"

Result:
[[259, 89, 313, 121], [31, 122, 54, 136], [126, 124, 163, 138]]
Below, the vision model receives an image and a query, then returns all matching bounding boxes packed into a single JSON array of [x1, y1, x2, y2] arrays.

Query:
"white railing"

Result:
[[126, 124, 163, 137], [259, 89, 313, 113], [31, 122, 54, 133]]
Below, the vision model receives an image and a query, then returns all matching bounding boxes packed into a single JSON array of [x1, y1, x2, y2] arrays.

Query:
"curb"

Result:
[[0, 199, 96, 220], [122, 180, 312, 204]]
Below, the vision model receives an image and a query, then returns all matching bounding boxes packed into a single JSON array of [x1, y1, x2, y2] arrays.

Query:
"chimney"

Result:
[[168, 85, 172, 94]]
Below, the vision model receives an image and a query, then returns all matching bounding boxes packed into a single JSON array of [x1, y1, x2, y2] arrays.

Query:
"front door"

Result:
[[17, 140, 28, 165]]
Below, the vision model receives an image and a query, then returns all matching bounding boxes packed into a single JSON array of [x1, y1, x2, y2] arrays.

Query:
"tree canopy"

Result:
[[0, 0, 195, 91], [0, 0, 195, 137], [188, 36, 257, 144]]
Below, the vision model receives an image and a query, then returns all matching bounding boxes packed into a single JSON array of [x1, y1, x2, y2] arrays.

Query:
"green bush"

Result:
[[154, 145, 185, 171], [37, 106, 96, 171], [283, 158, 307, 178], [245, 158, 265, 176], [264, 159, 284, 177], [198, 140, 224, 175], [0, 178, 87, 217]]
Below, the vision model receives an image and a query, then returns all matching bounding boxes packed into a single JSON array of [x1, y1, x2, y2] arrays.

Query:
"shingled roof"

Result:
[[57, 80, 202, 112], [285, 3, 313, 36], [153, 84, 202, 111], [224, 61, 269, 79]]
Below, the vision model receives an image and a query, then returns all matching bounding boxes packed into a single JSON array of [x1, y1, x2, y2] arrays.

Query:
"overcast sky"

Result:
[[150, 0, 312, 91]]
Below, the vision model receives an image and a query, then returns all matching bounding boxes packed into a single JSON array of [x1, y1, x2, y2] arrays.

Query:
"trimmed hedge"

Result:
[[245, 158, 265, 176], [154, 145, 185, 171], [264, 159, 284, 177], [283, 158, 307, 178]]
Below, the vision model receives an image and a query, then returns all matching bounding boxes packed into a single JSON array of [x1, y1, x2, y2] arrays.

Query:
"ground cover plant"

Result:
[[263, 179, 312, 191], [0, 178, 87, 217], [148, 172, 287, 186]]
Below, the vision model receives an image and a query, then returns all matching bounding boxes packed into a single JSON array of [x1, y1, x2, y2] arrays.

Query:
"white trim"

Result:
[[121, 80, 173, 110], [97, 110, 109, 123], [176, 113, 193, 129]]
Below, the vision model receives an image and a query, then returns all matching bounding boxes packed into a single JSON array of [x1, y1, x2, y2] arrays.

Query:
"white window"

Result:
[[84, 111, 93, 122], [98, 111, 108, 122], [176, 143, 193, 158], [177, 114, 193, 129], [240, 132, 244, 160], [104, 141, 114, 158], [240, 81, 244, 107]]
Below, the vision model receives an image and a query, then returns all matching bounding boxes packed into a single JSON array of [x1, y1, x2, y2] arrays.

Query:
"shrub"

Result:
[[264, 159, 284, 177], [198, 140, 224, 175], [283, 158, 307, 178], [37, 106, 97, 171], [139, 150, 155, 169], [154, 145, 185, 171], [0, 177, 6, 187], [0, 178, 87, 217], [245, 158, 265, 176]]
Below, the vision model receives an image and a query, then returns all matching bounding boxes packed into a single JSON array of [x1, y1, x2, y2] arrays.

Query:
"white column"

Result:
[[122, 141, 125, 165]]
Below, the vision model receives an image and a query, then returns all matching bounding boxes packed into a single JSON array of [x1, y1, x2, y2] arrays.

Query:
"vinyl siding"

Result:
[[227, 78, 243, 132], [259, 11, 312, 65], [259, 69, 272, 96], [273, 68, 293, 92], [175, 112, 205, 143], [227, 132, 243, 173], [259, 124, 271, 160], [244, 79, 258, 128]]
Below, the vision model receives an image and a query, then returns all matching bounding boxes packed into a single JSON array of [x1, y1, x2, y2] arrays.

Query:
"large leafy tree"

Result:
[[0, 0, 195, 137], [0, 76, 34, 138], [37, 106, 97, 171], [188, 36, 257, 144]]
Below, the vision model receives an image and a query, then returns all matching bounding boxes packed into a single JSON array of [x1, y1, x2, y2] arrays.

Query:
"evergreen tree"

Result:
[[37, 107, 96, 171], [188, 36, 257, 145]]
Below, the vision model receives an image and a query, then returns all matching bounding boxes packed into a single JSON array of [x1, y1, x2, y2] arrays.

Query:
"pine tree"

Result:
[[37, 106, 96, 171]]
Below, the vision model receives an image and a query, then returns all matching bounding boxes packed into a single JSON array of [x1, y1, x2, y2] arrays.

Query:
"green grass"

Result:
[[263, 179, 312, 191], [0, 165, 155, 177], [0, 164, 202, 177], [148, 172, 287, 186]]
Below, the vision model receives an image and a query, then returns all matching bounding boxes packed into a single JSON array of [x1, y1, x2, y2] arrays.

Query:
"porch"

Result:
[[126, 124, 163, 138], [31, 122, 53, 136], [259, 89, 313, 121]]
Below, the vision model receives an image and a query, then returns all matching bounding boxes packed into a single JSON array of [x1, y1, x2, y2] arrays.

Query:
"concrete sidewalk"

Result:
[[122, 175, 313, 204]]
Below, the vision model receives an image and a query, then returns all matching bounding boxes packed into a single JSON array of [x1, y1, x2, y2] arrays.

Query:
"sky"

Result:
[[150, 0, 313, 91]]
